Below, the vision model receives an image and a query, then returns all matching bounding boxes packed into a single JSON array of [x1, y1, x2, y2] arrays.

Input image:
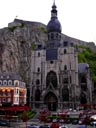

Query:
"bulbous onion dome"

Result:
[[47, 2, 62, 33], [47, 18, 62, 33]]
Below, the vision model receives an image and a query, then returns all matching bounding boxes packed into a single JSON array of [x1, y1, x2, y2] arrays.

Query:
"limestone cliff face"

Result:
[[0, 19, 48, 84], [0, 19, 95, 84]]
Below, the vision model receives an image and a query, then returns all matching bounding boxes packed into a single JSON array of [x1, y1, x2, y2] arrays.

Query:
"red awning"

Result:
[[0, 106, 31, 111]]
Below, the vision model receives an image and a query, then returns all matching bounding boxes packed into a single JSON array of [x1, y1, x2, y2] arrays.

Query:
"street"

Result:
[[0, 121, 93, 128]]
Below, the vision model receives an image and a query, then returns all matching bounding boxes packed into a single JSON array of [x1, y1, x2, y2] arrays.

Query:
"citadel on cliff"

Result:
[[0, 1, 95, 110]]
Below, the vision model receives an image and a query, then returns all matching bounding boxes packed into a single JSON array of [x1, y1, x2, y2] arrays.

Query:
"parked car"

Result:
[[27, 124, 39, 128], [90, 121, 96, 126], [0, 120, 10, 127], [71, 119, 78, 124], [39, 124, 50, 128], [51, 122, 60, 128], [78, 119, 84, 125], [78, 126, 86, 128], [66, 119, 71, 124], [59, 125, 70, 128], [59, 119, 65, 123]]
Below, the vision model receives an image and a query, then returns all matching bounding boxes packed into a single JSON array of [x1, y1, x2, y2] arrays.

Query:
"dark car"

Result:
[[71, 119, 78, 124], [27, 124, 39, 128], [66, 119, 71, 124], [39, 124, 50, 128], [0, 120, 10, 127]]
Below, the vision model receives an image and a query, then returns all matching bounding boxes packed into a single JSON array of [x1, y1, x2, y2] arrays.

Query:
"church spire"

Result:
[[53, 0, 55, 6], [47, 0, 62, 47], [51, 0, 57, 18]]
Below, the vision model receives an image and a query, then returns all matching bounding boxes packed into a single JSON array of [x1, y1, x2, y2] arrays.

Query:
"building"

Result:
[[30, 1, 93, 111], [78, 63, 93, 105], [0, 72, 27, 106]]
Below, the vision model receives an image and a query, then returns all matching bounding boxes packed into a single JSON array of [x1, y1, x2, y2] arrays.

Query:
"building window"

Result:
[[37, 67, 40, 72], [51, 33, 54, 40], [64, 49, 67, 54], [7, 98, 11, 102], [38, 52, 40, 57], [3, 92, 6, 96], [14, 81, 19, 87], [14, 88, 17, 94], [17, 97, 19, 102], [64, 65, 67, 70], [63, 78, 68, 84], [3, 80, 7, 86], [0, 80, 2, 86], [71, 42, 73, 47], [7, 76, 9, 79], [8, 80, 12, 86], [17, 89, 19, 94], [50, 61, 53, 64], [56, 33, 58, 39], [8, 92, 11, 96], [36, 79, 40, 85], [2, 98, 6, 102], [63, 41, 68, 46], [1, 76, 3, 79]]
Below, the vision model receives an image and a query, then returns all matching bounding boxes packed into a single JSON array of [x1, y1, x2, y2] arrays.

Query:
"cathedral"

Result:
[[30, 1, 93, 111]]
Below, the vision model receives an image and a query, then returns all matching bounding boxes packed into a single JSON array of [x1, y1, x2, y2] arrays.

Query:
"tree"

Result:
[[19, 111, 30, 128]]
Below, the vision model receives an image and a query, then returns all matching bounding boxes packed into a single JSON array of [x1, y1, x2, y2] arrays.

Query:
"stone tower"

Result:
[[30, 1, 80, 111]]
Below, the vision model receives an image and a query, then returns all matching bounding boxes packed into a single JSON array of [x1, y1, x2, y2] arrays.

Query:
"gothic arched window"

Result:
[[38, 52, 40, 57], [51, 33, 54, 40], [36, 79, 40, 85], [37, 67, 40, 72], [64, 65, 67, 70], [46, 71, 57, 88], [62, 88, 69, 101]]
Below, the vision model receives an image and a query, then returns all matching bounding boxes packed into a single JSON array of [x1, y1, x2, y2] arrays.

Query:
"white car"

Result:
[[90, 121, 96, 126], [59, 125, 70, 128]]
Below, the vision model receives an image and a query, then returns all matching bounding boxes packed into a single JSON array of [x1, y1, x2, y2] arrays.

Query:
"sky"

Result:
[[0, 0, 96, 43]]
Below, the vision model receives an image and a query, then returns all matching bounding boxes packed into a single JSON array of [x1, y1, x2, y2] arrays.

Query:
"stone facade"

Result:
[[29, 2, 93, 111]]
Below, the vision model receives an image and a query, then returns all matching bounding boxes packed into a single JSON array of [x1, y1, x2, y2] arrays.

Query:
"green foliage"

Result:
[[8, 26, 17, 32], [48, 115, 60, 121], [27, 110, 36, 118], [8, 23, 25, 32], [19, 111, 30, 122], [78, 53, 87, 63], [32, 43, 36, 50], [40, 27, 47, 33], [19, 110, 36, 121]]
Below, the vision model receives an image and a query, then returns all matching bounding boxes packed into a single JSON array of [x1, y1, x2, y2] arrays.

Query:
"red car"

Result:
[[51, 122, 60, 128]]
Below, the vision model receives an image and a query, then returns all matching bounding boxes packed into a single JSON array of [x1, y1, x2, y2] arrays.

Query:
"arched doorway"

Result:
[[46, 71, 57, 89], [44, 92, 58, 111]]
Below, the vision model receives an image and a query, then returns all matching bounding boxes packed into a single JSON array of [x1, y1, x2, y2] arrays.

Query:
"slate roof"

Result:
[[0, 72, 22, 80], [78, 63, 89, 74]]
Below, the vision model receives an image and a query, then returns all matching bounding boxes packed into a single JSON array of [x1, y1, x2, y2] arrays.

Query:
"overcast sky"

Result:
[[0, 0, 96, 43]]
